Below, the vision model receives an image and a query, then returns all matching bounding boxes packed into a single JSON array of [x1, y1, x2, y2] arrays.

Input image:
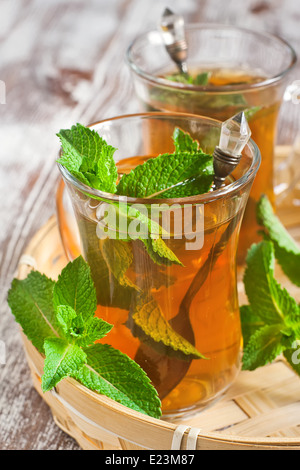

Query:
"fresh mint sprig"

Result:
[[8, 256, 162, 418], [240, 196, 300, 374]]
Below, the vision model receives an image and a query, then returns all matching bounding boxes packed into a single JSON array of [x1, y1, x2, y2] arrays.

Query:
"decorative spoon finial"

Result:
[[159, 8, 188, 75], [213, 112, 252, 189]]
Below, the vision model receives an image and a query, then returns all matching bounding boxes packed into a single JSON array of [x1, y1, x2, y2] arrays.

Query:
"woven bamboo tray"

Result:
[[17, 147, 300, 451]]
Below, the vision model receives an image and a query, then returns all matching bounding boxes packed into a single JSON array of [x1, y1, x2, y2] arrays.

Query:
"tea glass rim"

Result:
[[58, 112, 261, 205], [126, 23, 297, 93]]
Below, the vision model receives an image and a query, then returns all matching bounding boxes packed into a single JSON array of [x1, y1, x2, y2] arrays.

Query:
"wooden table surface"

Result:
[[0, 0, 299, 450]]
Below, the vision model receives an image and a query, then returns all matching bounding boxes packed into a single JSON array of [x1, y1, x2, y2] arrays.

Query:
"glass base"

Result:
[[161, 362, 241, 422], [161, 385, 231, 422]]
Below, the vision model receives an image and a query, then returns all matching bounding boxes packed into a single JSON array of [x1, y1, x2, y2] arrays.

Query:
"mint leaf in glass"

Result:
[[165, 73, 194, 85], [141, 237, 183, 266], [173, 127, 200, 153], [98, 203, 182, 266], [165, 72, 211, 86], [130, 297, 206, 361], [194, 72, 211, 85], [116, 149, 213, 198], [100, 238, 137, 288], [57, 123, 118, 194], [57, 125, 213, 265]]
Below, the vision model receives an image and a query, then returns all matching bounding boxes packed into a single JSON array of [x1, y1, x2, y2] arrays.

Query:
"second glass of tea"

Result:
[[57, 113, 260, 418], [126, 24, 296, 260]]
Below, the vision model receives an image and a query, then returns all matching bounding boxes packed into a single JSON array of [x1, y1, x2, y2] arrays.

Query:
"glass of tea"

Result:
[[126, 25, 296, 261], [57, 113, 261, 418]]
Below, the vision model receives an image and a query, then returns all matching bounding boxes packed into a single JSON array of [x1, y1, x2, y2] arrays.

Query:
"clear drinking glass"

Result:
[[57, 113, 260, 418], [126, 25, 296, 261]]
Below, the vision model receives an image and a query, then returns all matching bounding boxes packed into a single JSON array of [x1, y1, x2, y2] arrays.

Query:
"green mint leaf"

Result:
[[56, 304, 112, 346], [127, 212, 183, 266], [57, 123, 118, 193], [165, 72, 210, 86], [130, 241, 176, 291], [242, 324, 288, 371], [116, 150, 213, 198], [75, 343, 161, 418], [173, 127, 201, 153], [78, 218, 136, 310], [56, 304, 78, 336], [257, 195, 300, 287], [240, 305, 265, 348], [7, 271, 61, 353], [194, 72, 211, 85], [96, 200, 167, 241], [243, 241, 299, 324], [79, 316, 112, 346], [165, 73, 194, 85], [171, 128, 216, 193], [141, 237, 183, 266], [161, 174, 214, 198], [100, 234, 180, 291], [257, 196, 300, 253], [130, 297, 206, 361], [42, 338, 87, 392], [53, 256, 97, 322], [244, 106, 261, 121], [208, 94, 247, 108], [116, 127, 213, 199], [99, 202, 182, 266], [101, 238, 137, 289]]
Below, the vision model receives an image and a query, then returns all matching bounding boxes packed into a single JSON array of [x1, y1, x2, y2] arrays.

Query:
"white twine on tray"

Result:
[[18, 254, 37, 269], [171, 425, 202, 450], [14, 254, 37, 277]]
